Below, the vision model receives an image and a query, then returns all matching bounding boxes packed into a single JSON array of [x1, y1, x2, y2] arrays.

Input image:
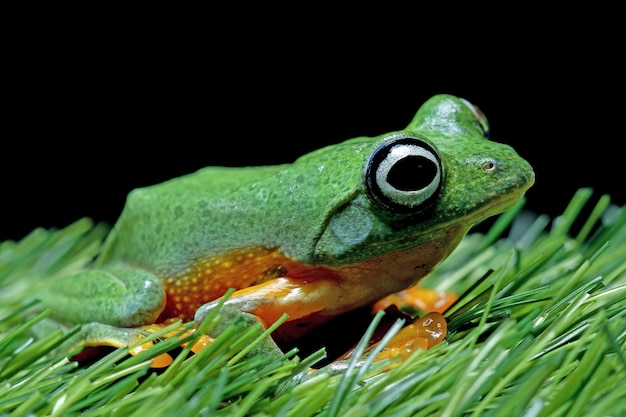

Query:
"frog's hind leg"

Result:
[[37, 266, 167, 328], [48, 321, 176, 368], [36, 267, 183, 366], [60, 322, 147, 355]]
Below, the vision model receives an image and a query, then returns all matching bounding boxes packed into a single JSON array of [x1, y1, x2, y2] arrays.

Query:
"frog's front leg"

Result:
[[196, 277, 330, 326], [194, 277, 333, 360]]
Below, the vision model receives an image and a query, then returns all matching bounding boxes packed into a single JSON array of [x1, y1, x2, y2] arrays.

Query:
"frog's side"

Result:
[[37, 94, 534, 364]]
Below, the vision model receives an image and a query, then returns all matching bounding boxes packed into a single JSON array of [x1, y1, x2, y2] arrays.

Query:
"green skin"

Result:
[[37, 94, 535, 358]]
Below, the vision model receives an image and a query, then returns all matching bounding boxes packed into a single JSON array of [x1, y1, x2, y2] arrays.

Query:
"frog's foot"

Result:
[[371, 311, 446, 363], [368, 286, 452, 368], [55, 322, 166, 367], [124, 301, 286, 368], [128, 320, 214, 368], [334, 311, 446, 367], [55, 321, 212, 368], [373, 286, 457, 315], [195, 301, 285, 362], [194, 278, 334, 362], [289, 311, 447, 385]]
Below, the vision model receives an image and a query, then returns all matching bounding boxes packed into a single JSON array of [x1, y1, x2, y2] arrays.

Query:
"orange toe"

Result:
[[374, 287, 458, 314]]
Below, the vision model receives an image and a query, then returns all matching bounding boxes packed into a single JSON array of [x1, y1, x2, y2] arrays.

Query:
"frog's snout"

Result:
[[522, 164, 536, 190], [510, 157, 536, 192], [465, 152, 535, 201], [482, 150, 535, 189]]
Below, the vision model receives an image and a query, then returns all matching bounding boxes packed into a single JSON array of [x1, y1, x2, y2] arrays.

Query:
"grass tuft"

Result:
[[1, 188, 624, 416]]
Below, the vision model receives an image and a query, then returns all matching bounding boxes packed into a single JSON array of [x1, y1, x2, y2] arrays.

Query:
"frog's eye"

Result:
[[365, 136, 443, 213]]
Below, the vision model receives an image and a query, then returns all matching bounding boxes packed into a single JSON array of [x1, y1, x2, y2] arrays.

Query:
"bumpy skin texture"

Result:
[[38, 94, 535, 354]]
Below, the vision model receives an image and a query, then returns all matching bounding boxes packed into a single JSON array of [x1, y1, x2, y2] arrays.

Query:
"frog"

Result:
[[36, 94, 535, 368]]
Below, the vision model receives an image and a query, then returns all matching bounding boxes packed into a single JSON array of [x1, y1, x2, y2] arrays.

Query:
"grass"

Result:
[[0, 187, 624, 416]]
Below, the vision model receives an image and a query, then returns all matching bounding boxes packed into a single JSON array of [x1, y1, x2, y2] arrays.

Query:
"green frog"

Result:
[[36, 94, 535, 367]]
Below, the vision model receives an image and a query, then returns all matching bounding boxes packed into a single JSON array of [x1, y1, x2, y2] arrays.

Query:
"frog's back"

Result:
[[97, 165, 282, 270], [96, 144, 365, 277]]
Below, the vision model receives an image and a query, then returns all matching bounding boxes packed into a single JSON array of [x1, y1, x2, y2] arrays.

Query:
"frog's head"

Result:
[[312, 94, 535, 266]]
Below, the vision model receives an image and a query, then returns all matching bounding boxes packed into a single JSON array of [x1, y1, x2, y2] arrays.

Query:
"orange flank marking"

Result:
[[373, 286, 458, 314], [158, 247, 303, 322]]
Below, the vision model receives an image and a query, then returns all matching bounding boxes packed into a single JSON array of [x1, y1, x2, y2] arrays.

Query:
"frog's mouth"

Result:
[[462, 191, 524, 226], [390, 185, 531, 252]]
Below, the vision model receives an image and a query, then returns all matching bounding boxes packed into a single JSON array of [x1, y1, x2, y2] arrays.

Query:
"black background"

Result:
[[2, 17, 624, 242]]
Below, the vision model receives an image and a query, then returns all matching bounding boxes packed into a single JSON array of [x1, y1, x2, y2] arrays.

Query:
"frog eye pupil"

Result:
[[365, 136, 443, 213], [386, 155, 437, 191]]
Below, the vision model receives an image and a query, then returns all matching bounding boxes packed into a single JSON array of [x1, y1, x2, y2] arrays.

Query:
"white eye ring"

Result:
[[365, 135, 443, 212]]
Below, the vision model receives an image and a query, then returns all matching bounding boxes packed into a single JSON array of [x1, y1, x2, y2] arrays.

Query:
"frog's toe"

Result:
[[65, 322, 147, 350], [195, 301, 283, 361], [52, 322, 168, 366], [193, 300, 218, 327], [195, 299, 266, 330]]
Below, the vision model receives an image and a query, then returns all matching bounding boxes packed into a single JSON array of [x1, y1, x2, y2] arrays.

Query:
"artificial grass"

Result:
[[0, 188, 624, 416]]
